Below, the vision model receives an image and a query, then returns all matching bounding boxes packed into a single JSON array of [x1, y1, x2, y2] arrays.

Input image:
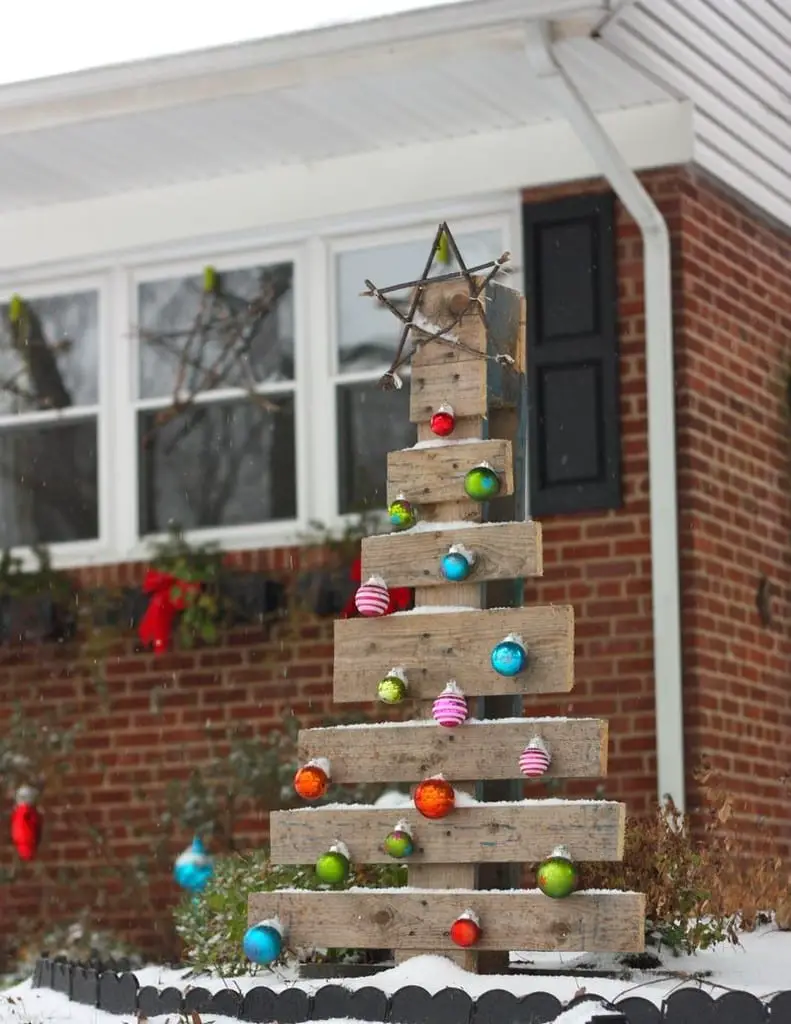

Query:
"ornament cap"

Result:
[[254, 917, 285, 938], [476, 460, 495, 471], [15, 785, 38, 806], [447, 543, 475, 565], [503, 632, 525, 647], [439, 679, 464, 697], [550, 844, 573, 861], [364, 574, 388, 589], [329, 840, 351, 861], [527, 735, 549, 755], [306, 757, 331, 778], [387, 666, 407, 682], [437, 403, 454, 415], [457, 908, 480, 926], [393, 818, 413, 836]]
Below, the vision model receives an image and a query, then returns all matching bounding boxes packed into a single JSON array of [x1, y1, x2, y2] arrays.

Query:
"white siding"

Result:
[[604, 0, 791, 227]]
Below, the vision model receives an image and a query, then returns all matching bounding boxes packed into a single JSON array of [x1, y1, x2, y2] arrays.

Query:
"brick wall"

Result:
[[2, 165, 790, 960], [674, 170, 791, 853]]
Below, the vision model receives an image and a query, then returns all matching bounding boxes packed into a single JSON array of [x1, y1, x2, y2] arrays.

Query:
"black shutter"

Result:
[[522, 192, 621, 516]]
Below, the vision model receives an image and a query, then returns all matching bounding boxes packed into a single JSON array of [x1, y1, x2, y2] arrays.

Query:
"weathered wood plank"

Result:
[[409, 356, 487, 423], [362, 521, 543, 589], [298, 718, 607, 782], [332, 605, 574, 703], [270, 801, 626, 864], [248, 890, 646, 953], [387, 439, 513, 506]]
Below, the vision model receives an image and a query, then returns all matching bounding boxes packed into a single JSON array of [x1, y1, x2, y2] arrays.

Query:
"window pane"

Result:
[[138, 263, 294, 400], [0, 290, 99, 414], [139, 396, 296, 533], [337, 382, 415, 514], [335, 230, 502, 374], [0, 418, 98, 545]]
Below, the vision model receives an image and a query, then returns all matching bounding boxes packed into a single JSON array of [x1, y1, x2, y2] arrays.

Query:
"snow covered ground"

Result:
[[2, 926, 789, 1024]]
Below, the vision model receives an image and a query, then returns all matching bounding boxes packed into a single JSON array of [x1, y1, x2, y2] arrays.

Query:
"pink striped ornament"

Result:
[[519, 737, 551, 778], [354, 576, 390, 617], [432, 681, 468, 728]]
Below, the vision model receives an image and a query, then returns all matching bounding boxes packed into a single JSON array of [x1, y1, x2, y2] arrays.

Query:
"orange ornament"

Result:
[[414, 776, 455, 819], [294, 759, 330, 800], [450, 910, 481, 948]]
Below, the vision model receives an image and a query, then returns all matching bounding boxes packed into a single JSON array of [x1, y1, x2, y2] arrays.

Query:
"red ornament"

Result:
[[450, 910, 481, 948], [340, 557, 413, 619], [10, 786, 42, 861], [430, 404, 456, 438], [414, 776, 455, 819], [138, 570, 201, 655], [294, 759, 331, 800]]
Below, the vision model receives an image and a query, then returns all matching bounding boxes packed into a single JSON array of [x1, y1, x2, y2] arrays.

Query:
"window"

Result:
[[522, 193, 621, 516], [134, 259, 297, 535], [1, 208, 513, 564], [332, 227, 504, 514], [0, 286, 100, 547]]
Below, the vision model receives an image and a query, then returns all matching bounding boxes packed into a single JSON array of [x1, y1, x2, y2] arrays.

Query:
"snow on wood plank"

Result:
[[387, 438, 513, 506], [298, 718, 607, 783], [247, 889, 645, 953], [270, 801, 626, 864], [333, 604, 573, 703], [361, 520, 542, 588]]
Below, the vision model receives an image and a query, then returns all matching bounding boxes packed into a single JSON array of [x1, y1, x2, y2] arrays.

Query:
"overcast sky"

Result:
[[0, 0, 460, 86]]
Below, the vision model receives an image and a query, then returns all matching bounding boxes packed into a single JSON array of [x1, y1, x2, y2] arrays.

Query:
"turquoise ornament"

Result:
[[173, 836, 214, 894], [440, 543, 474, 582], [388, 495, 416, 531], [383, 819, 414, 859], [243, 918, 284, 964], [491, 633, 528, 677], [464, 462, 501, 502]]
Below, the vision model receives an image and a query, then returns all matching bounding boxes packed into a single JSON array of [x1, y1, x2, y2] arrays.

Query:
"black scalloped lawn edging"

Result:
[[30, 957, 791, 1023]]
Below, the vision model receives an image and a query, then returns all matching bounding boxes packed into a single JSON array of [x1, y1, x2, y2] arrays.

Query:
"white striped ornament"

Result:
[[519, 737, 551, 778], [354, 576, 390, 617]]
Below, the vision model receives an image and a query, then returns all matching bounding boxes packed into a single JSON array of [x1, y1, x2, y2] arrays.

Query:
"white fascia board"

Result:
[[0, 99, 692, 277], [0, 1, 604, 131]]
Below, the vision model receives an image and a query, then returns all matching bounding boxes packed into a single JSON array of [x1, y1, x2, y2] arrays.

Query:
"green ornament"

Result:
[[203, 265, 219, 294], [536, 846, 577, 899], [383, 822, 414, 859], [388, 497, 416, 531], [315, 842, 350, 885], [378, 669, 408, 704], [464, 463, 501, 502], [8, 294, 24, 324]]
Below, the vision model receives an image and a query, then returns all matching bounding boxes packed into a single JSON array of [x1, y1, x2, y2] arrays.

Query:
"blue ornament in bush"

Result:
[[440, 543, 474, 582], [491, 633, 528, 677], [173, 836, 214, 894], [243, 918, 285, 965]]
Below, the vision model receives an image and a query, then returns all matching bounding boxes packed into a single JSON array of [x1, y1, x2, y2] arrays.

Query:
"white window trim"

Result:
[[1, 191, 522, 571]]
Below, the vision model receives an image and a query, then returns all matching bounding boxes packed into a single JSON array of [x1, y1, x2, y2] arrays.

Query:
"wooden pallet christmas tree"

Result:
[[247, 227, 645, 973]]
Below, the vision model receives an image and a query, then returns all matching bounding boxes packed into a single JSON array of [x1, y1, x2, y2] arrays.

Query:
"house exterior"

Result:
[[1, 0, 790, 956]]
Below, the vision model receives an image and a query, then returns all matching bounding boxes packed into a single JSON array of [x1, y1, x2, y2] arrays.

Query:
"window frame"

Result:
[[0, 271, 113, 563], [0, 193, 521, 569]]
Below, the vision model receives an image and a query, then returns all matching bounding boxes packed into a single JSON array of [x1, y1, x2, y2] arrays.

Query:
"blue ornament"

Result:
[[173, 836, 214, 894], [440, 544, 474, 582], [491, 634, 528, 677], [243, 919, 284, 965]]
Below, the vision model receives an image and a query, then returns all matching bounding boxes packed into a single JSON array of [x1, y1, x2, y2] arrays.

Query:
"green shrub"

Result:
[[175, 848, 407, 975]]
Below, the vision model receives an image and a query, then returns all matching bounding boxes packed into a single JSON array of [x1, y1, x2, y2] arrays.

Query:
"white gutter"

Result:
[[525, 21, 685, 811]]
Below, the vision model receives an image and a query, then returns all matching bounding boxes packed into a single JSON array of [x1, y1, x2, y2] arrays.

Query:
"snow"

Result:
[[5, 927, 791, 1023], [313, 716, 571, 730], [407, 437, 486, 450], [284, 795, 622, 812], [390, 605, 478, 615]]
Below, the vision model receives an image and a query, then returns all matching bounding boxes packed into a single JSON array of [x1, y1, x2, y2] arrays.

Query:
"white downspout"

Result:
[[525, 21, 685, 811]]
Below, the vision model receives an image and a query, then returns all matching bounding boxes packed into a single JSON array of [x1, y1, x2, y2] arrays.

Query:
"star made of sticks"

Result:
[[360, 221, 512, 390]]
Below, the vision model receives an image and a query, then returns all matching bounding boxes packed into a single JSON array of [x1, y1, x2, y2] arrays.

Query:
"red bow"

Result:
[[139, 570, 201, 655], [11, 802, 42, 861], [340, 557, 413, 619]]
